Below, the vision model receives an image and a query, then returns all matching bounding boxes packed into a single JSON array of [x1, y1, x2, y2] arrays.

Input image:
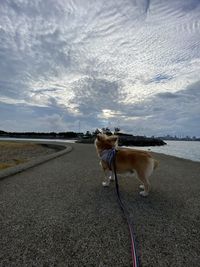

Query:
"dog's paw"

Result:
[[139, 191, 149, 197], [102, 181, 110, 187], [109, 175, 115, 181], [139, 185, 144, 190]]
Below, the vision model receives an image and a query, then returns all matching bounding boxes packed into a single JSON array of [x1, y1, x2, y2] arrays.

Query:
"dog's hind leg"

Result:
[[139, 179, 150, 197], [139, 159, 155, 196], [137, 171, 151, 197]]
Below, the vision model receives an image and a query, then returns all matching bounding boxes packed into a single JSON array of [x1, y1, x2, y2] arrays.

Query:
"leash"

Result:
[[112, 149, 141, 267]]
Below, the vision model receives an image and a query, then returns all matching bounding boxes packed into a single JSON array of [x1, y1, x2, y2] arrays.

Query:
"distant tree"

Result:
[[50, 132, 57, 137], [0, 130, 7, 134], [58, 132, 78, 138], [114, 127, 120, 134], [102, 127, 112, 135], [85, 131, 92, 137], [93, 128, 101, 136]]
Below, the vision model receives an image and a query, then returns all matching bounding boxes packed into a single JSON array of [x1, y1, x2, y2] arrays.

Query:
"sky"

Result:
[[0, 0, 200, 137]]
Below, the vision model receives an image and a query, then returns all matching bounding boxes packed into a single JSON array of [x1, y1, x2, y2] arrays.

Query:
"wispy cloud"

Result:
[[0, 0, 200, 135]]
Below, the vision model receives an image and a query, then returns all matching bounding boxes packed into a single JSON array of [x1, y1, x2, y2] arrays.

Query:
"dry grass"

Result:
[[0, 142, 38, 149], [0, 141, 55, 170], [0, 163, 13, 170]]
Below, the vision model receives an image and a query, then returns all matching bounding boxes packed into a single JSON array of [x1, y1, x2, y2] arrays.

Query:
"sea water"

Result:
[[131, 141, 200, 162]]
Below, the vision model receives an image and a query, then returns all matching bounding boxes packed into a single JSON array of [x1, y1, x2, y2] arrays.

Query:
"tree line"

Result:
[[0, 128, 121, 139]]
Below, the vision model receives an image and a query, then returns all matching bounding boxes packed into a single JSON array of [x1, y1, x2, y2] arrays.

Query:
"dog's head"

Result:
[[95, 133, 118, 153], [107, 135, 119, 147]]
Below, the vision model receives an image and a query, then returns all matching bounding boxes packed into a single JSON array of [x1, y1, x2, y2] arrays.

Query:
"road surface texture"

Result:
[[0, 143, 200, 267]]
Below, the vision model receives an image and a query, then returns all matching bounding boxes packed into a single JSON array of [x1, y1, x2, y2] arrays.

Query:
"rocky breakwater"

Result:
[[76, 133, 166, 146], [117, 134, 166, 146]]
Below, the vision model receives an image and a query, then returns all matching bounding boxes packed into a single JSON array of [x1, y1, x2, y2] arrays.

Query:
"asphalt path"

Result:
[[0, 143, 200, 267]]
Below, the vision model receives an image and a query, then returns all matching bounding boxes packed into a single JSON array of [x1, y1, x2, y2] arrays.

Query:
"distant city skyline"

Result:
[[0, 0, 200, 137]]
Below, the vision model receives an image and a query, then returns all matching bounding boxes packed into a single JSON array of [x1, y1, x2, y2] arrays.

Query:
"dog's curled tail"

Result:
[[153, 159, 159, 170]]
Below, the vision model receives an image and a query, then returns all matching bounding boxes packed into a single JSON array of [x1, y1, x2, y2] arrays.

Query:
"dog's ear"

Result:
[[97, 133, 102, 141], [108, 135, 118, 142]]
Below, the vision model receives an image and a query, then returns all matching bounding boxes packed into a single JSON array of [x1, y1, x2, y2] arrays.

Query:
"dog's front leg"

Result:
[[100, 161, 110, 186], [108, 170, 115, 181], [102, 169, 111, 187]]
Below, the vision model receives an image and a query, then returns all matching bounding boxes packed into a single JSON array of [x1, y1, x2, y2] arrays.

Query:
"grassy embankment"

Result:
[[0, 142, 39, 170]]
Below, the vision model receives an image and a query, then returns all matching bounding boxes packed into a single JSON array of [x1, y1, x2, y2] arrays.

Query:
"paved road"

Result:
[[0, 143, 200, 267]]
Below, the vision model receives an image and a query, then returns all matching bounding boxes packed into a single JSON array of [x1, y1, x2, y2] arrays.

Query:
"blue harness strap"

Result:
[[100, 148, 116, 170]]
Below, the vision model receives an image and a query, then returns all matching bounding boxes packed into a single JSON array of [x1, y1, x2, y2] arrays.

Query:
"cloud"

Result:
[[118, 80, 200, 136], [70, 77, 124, 114], [0, 0, 200, 135]]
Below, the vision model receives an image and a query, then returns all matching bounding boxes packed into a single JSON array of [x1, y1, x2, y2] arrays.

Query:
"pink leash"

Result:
[[112, 149, 140, 267]]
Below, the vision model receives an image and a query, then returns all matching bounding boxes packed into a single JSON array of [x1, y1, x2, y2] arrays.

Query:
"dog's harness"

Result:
[[101, 148, 141, 267], [100, 148, 116, 170]]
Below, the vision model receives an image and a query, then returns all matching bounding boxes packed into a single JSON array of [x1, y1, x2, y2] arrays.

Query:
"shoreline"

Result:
[[127, 140, 200, 163], [142, 150, 200, 163], [0, 140, 199, 167]]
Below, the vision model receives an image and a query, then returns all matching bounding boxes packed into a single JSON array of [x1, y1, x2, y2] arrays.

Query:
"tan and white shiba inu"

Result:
[[95, 133, 159, 197]]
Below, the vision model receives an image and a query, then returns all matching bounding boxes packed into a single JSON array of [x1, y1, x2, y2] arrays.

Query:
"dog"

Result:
[[95, 133, 158, 197]]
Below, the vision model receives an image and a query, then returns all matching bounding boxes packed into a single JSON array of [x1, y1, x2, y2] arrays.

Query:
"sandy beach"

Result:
[[0, 143, 200, 266]]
